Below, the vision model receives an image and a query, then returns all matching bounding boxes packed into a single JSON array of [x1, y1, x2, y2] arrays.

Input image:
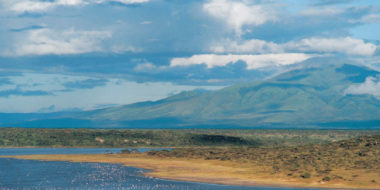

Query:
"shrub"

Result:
[[301, 172, 311, 178], [121, 149, 131, 154], [322, 176, 330, 181]]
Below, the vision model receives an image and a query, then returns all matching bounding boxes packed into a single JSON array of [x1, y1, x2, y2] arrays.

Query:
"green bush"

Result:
[[301, 172, 311, 178], [322, 176, 330, 181]]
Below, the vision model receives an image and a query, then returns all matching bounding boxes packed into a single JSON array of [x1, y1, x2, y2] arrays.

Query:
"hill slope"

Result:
[[75, 62, 380, 128], [2, 62, 380, 128]]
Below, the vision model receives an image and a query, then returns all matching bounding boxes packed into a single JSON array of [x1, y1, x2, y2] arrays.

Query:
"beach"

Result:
[[3, 153, 379, 189]]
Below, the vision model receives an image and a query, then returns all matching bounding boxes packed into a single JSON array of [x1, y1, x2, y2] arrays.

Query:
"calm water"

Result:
[[0, 148, 169, 156], [0, 148, 320, 190]]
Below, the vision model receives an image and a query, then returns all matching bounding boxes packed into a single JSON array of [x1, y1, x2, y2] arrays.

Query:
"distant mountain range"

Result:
[[1, 61, 380, 129]]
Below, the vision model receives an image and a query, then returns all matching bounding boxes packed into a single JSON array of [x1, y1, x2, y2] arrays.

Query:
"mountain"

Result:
[[76, 61, 380, 128], [2, 61, 380, 129]]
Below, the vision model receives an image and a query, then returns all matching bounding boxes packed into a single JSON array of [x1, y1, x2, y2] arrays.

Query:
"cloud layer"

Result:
[[0, 73, 221, 112], [2, 0, 151, 13], [0, 0, 379, 112], [170, 53, 314, 70], [285, 37, 377, 56], [6, 29, 111, 56], [211, 37, 377, 56], [345, 76, 380, 99], [203, 0, 277, 36]]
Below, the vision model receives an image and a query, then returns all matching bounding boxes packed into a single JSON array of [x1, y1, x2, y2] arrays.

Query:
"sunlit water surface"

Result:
[[0, 148, 320, 190]]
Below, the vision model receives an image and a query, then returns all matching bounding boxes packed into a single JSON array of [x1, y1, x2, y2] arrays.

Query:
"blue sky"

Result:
[[0, 0, 379, 112]]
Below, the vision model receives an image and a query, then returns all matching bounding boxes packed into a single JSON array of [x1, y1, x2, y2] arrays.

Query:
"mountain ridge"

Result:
[[1, 61, 380, 129], [77, 62, 380, 128]]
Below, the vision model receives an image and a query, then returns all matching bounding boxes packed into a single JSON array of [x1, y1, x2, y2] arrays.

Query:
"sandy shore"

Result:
[[2, 153, 379, 189]]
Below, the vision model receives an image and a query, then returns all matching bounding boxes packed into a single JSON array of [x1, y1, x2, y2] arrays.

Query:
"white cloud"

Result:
[[5, 0, 86, 13], [203, 0, 277, 36], [111, 45, 141, 54], [209, 37, 376, 56], [210, 38, 283, 54], [170, 53, 314, 70], [140, 21, 152, 25], [285, 37, 377, 56], [349, 13, 380, 24], [92, 0, 150, 4], [299, 7, 344, 16], [359, 14, 380, 23], [345, 76, 380, 99], [2, 0, 150, 13], [133, 62, 157, 72], [111, 0, 150, 4], [9, 28, 111, 56]]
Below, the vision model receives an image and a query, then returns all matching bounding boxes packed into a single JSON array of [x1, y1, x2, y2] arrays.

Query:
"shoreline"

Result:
[[2, 153, 379, 190], [0, 146, 223, 149]]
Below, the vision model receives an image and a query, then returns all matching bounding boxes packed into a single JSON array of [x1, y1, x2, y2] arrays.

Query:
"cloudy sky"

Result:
[[0, 0, 379, 112]]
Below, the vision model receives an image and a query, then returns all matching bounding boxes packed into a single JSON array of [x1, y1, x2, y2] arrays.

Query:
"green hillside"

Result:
[[75, 62, 380, 128]]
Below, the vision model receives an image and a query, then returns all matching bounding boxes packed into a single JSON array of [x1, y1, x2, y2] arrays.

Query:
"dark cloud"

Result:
[[93, 104, 119, 109], [63, 78, 109, 89], [38, 105, 83, 113], [0, 53, 277, 85], [9, 25, 45, 32], [0, 72, 23, 77], [0, 78, 12, 86], [131, 60, 274, 85], [312, 0, 355, 6], [106, 1, 146, 7], [17, 12, 45, 18], [375, 47, 380, 56], [0, 88, 52, 97], [38, 105, 56, 113]]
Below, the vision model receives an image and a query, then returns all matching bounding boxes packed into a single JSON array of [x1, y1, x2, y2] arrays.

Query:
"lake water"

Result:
[[0, 148, 168, 156], [0, 148, 320, 190]]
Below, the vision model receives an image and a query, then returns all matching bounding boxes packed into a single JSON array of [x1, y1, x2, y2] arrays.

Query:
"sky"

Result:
[[0, 0, 379, 113]]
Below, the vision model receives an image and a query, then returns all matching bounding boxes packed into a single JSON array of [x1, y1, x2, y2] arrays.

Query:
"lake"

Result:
[[0, 148, 320, 190], [0, 147, 168, 156]]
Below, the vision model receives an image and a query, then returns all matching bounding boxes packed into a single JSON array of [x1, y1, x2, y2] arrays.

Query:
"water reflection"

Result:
[[0, 148, 320, 190], [0, 148, 169, 156], [0, 158, 319, 190]]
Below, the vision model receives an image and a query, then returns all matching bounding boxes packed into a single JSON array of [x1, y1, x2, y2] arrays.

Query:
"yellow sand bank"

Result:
[[3, 153, 379, 189]]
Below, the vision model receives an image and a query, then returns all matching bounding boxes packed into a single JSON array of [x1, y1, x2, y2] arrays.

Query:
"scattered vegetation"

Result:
[[145, 135, 380, 184], [2, 127, 379, 188], [1, 127, 380, 147]]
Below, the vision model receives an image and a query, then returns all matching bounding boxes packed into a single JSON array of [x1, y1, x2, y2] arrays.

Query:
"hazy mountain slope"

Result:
[[2, 62, 379, 128], [77, 63, 380, 127]]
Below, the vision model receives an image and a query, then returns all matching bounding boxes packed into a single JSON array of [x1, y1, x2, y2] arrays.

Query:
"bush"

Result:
[[322, 176, 330, 181], [121, 149, 131, 154], [301, 172, 311, 178]]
